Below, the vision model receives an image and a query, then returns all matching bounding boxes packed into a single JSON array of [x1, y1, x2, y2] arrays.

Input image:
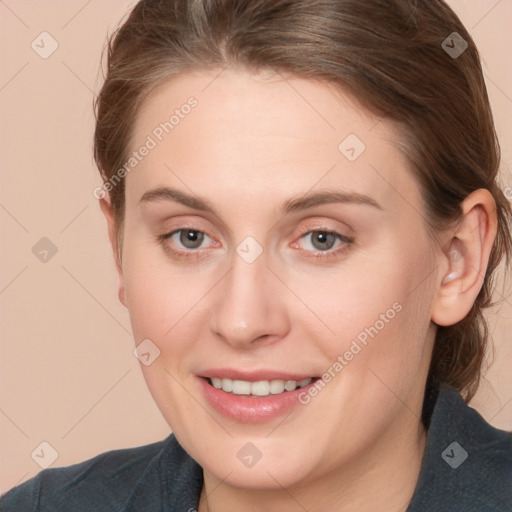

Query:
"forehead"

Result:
[[126, 69, 421, 215]]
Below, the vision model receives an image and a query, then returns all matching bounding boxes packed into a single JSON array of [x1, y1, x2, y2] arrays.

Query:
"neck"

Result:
[[198, 409, 427, 512]]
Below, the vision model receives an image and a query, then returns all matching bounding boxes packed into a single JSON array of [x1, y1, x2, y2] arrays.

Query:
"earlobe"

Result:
[[98, 197, 127, 308], [431, 189, 497, 327]]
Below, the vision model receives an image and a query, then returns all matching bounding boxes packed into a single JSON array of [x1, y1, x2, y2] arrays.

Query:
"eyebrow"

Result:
[[140, 187, 217, 213], [139, 186, 383, 215], [282, 190, 383, 213]]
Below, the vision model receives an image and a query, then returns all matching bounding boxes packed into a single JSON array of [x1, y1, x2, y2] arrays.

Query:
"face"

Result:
[[116, 69, 439, 490]]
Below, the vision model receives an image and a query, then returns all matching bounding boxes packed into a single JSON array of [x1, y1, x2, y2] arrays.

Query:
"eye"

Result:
[[173, 229, 207, 249], [157, 228, 215, 258], [294, 229, 353, 257], [303, 231, 338, 251]]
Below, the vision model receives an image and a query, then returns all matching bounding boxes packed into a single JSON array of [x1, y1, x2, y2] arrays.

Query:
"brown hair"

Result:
[[94, 0, 512, 402]]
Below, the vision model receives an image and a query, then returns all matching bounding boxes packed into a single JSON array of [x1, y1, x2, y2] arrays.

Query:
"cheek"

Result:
[[293, 242, 435, 385], [121, 243, 213, 427], [121, 240, 210, 350], [344, 257, 435, 396]]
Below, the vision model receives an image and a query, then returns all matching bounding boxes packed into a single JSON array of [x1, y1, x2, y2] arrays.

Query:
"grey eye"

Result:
[[308, 231, 337, 251], [178, 229, 205, 249]]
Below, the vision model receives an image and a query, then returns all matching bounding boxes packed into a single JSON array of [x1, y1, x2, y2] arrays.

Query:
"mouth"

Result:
[[206, 377, 317, 397], [196, 373, 321, 422]]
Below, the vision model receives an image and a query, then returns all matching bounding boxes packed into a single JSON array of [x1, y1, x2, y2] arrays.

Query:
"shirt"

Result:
[[1, 386, 511, 511]]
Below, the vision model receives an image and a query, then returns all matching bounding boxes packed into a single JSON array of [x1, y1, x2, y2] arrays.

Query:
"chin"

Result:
[[194, 436, 320, 490]]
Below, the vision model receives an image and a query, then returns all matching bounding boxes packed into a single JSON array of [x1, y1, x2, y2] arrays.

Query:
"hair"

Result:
[[94, 0, 512, 405]]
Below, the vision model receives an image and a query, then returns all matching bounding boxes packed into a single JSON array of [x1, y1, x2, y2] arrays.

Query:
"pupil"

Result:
[[313, 231, 335, 250]]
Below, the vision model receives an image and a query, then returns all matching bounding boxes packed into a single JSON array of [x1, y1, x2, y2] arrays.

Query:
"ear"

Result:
[[431, 189, 497, 326], [99, 197, 127, 308]]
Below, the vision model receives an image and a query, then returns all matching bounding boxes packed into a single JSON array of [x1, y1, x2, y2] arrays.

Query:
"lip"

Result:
[[196, 370, 320, 423]]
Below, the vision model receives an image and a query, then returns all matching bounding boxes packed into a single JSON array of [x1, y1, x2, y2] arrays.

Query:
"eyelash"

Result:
[[294, 229, 354, 260], [156, 227, 354, 261], [156, 228, 214, 261]]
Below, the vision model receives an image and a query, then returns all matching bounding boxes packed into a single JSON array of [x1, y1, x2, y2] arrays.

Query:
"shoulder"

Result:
[[409, 386, 512, 512], [0, 436, 171, 512]]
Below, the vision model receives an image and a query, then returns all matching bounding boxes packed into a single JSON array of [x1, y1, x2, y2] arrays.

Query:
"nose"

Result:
[[208, 252, 290, 349]]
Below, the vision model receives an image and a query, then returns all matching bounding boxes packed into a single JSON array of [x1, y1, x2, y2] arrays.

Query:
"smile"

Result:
[[197, 373, 321, 422]]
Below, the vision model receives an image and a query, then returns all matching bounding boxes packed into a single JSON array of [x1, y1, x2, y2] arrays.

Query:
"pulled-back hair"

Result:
[[94, 0, 512, 402]]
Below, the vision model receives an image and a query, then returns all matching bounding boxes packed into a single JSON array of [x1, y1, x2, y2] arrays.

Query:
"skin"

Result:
[[100, 69, 497, 512]]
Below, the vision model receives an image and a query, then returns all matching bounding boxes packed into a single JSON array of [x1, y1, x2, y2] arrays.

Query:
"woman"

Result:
[[2, 0, 511, 510]]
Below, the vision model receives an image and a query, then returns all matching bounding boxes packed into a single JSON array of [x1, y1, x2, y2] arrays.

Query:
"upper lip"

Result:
[[199, 368, 318, 381]]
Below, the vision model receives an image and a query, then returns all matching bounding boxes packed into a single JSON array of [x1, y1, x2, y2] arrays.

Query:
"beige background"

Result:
[[0, 0, 511, 495]]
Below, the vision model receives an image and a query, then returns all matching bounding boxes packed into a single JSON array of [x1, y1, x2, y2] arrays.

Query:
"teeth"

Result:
[[250, 381, 270, 396], [232, 380, 251, 395], [209, 377, 313, 396], [284, 380, 297, 391], [222, 378, 233, 392], [269, 380, 285, 394]]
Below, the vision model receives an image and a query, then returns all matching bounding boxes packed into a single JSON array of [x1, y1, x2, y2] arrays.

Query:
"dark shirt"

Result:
[[1, 386, 511, 511]]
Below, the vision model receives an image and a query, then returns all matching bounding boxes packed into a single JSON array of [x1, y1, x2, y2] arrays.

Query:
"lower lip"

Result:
[[197, 377, 317, 423]]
